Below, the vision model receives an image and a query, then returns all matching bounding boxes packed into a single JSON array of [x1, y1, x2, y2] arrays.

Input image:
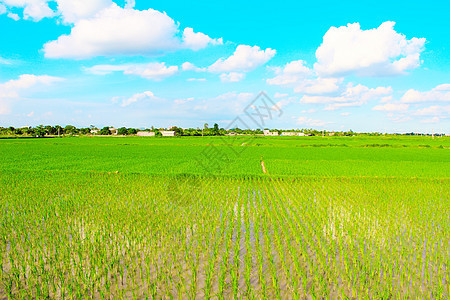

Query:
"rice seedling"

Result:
[[0, 136, 449, 298]]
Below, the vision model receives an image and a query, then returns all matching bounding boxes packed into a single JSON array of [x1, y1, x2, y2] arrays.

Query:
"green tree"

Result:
[[128, 128, 137, 135], [99, 127, 111, 135], [117, 127, 128, 135]]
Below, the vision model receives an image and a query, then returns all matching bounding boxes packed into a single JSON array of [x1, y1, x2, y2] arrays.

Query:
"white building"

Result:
[[109, 127, 118, 135], [263, 129, 279, 136], [161, 131, 176, 137], [281, 132, 296, 136], [297, 132, 306, 136], [136, 131, 155, 137]]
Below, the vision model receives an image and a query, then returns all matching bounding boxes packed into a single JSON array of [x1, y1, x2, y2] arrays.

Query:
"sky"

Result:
[[0, 0, 449, 133]]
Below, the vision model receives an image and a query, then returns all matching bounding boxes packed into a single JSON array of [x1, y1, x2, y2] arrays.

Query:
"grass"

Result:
[[0, 136, 449, 298]]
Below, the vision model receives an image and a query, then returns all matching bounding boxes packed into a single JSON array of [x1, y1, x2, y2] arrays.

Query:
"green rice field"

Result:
[[1, 136, 449, 298]]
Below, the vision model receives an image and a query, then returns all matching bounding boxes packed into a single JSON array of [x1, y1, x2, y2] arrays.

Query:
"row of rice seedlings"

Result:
[[1, 172, 449, 298]]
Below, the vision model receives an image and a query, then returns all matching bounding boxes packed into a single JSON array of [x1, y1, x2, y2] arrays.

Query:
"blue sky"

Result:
[[0, 0, 449, 132]]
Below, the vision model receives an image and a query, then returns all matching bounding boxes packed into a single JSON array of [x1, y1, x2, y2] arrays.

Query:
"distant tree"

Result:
[[211, 123, 220, 136], [128, 128, 137, 135], [204, 123, 209, 130], [99, 127, 111, 135], [35, 127, 46, 137], [171, 126, 183, 136], [64, 125, 77, 135], [79, 128, 90, 135], [117, 127, 128, 135]]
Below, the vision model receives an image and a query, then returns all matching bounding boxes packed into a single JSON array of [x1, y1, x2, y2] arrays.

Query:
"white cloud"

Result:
[[300, 83, 392, 111], [7, 12, 20, 20], [42, 3, 222, 58], [0, 74, 63, 114], [86, 62, 178, 80], [267, 60, 311, 86], [372, 103, 409, 112], [273, 92, 288, 99], [27, 111, 34, 117], [267, 60, 342, 95], [0, 3, 6, 14], [56, 0, 112, 24], [0, 56, 12, 64], [174, 97, 194, 104], [44, 4, 179, 58], [181, 62, 205, 72], [0, 74, 63, 98], [123, 63, 178, 80], [1, 0, 54, 21], [220, 72, 245, 82], [120, 91, 158, 107], [124, 0, 135, 9], [341, 112, 351, 116], [401, 84, 450, 103], [314, 21, 425, 76], [296, 116, 330, 127], [209, 45, 276, 73], [413, 105, 450, 116], [294, 77, 342, 95], [193, 92, 254, 115], [421, 117, 440, 124], [186, 78, 206, 82], [182, 27, 223, 51], [273, 96, 297, 111]]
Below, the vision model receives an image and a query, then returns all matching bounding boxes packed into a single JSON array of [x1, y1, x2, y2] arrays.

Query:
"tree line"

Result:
[[0, 124, 386, 137]]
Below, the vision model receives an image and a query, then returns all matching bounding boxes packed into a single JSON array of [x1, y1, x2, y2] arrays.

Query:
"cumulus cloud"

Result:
[[420, 117, 440, 123], [56, 0, 112, 24], [120, 91, 158, 107], [267, 60, 342, 95], [0, 74, 63, 114], [267, 60, 311, 86], [372, 103, 409, 112], [7, 12, 20, 20], [314, 21, 425, 76], [43, 4, 222, 59], [413, 105, 450, 116], [299, 83, 392, 111], [186, 78, 206, 82], [181, 62, 205, 72], [400, 84, 450, 103], [182, 27, 223, 51], [294, 77, 342, 95], [44, 4, 180, 58], [124, 0, 135, 9], [85, 62, 178, 80], [0, 74, 63, 98], [1, 0, 54, 21], [220, 72, 245, 82], [193, 92, 254, 115], [296, 116, 331, 127], [209, 45, 276, 73]]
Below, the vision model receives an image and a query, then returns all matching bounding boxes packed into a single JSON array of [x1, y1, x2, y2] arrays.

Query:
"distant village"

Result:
[[0, 124, 448, 137]]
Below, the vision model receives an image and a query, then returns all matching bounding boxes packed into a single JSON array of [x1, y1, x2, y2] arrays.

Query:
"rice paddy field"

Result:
[[0, 135, 449, 298]]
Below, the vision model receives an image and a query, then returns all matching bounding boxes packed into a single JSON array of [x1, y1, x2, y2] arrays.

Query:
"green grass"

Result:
[[1, 135, 449, 177], [0, 136, 449, 298]]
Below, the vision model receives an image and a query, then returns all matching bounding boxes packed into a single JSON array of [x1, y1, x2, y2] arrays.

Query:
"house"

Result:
[[297, 132, 306, 136], [109, 127, 118, 135], [90, 129, 99, 134], [136, 131, 155, 137], [226, 132, 237, 136], [328, 132, 335, 136], [263, 129, 279, 136], [281, 132, 296, 136], [160, 131, 176, 137]]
